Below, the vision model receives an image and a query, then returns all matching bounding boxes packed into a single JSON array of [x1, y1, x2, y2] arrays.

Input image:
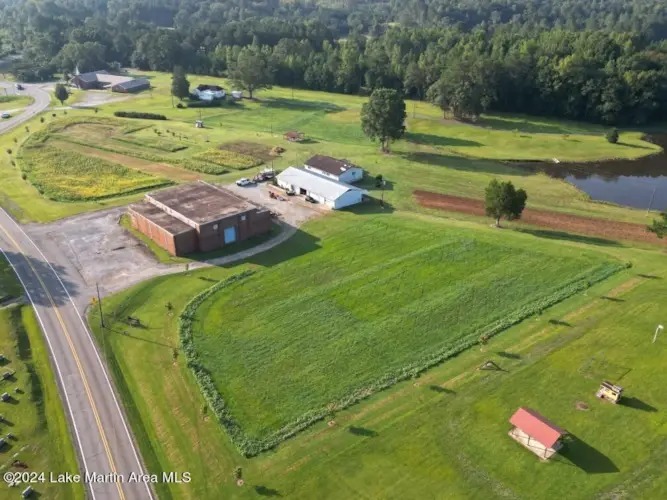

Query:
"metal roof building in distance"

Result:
[[276, 167, 367, 209]]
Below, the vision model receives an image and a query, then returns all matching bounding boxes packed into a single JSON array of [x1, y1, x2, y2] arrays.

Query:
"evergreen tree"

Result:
[[171, 66, 190, 101], [54, 83, 69, 106]]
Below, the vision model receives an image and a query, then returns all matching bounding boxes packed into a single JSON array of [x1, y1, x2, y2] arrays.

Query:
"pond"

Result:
[[515, 134, 667, 211]]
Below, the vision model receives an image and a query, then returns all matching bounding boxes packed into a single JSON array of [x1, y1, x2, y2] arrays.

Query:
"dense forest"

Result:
[[1, 0, 666, 125]]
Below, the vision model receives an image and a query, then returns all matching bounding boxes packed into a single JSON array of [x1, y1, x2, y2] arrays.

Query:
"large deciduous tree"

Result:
[[648, 213, 667, 238], [360, 88, 406, 153], [427, 58, 497, 121], [54, 83, 69, 106], [228, 46, 273, 99], [484, 179, 528, 227], [171, 66, 190, 101]]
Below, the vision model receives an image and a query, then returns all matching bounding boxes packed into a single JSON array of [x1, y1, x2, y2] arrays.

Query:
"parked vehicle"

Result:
[[1, 112, 10, 119], [285, 188, 296, 196], [15, 83, 24, 91], [236, 178, 254, 187]]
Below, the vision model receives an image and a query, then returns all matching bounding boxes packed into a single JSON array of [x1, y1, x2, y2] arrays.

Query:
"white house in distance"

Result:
[[304, 155, 364, 184], [277, 167, 367, 209], [192, 84, 226, 101]]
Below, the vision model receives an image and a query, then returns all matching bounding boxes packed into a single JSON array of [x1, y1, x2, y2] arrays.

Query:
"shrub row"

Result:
[[179, 271, 256, 454], [114, 111, 167, 120], [181, 261, 626, 456]]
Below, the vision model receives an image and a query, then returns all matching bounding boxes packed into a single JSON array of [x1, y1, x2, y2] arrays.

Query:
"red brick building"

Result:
[[128, 182, 272, 256]]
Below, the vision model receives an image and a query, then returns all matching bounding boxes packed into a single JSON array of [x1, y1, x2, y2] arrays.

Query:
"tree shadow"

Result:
[[497, 351, 521, 360], [559, 435, 619, 474], [260, 97, 344, 114], [476, 115, 596, 135], [429, 385, 456, 395], [254, 485, 282, 497], [348, 426, 378, 437], [405, 131, 482, 148], [398, 151, 532, 176], [548, 319, 572, 327], [1, 251, 81, 306], [515, 228, 621, 247], [619, 397, 657, 412]]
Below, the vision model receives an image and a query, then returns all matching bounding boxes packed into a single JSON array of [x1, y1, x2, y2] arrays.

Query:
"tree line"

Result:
[[1, 1, 666, 125]]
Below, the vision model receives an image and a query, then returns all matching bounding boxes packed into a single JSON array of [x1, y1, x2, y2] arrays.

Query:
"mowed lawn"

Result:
[[189, 215, 621, 443], [88, 221, 667, 500], [0, 258, 82, 499]]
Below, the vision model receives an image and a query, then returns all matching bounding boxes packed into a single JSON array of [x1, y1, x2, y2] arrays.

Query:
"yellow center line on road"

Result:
[[0, 223, 126, 500]]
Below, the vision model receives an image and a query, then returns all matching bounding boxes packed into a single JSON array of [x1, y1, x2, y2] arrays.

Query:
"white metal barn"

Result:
[[277, 167, 367, 209]]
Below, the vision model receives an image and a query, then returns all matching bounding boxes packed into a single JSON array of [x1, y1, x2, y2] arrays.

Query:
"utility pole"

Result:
[[96, 282, 105, 328]]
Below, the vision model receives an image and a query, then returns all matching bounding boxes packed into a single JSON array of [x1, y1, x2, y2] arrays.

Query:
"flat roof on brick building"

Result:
[[146, 182, 258, 225], [128, 202, 193, 235]]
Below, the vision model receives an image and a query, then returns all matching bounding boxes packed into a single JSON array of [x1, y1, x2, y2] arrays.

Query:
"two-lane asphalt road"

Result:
[[0, 82, 51, 134], [0, 207, 155, 500]]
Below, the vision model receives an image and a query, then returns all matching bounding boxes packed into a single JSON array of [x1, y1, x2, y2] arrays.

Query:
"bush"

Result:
[[114, 111, 167, 120], [176, 103, 185, 109], [6, 149, 12, 155], [605, 128, 619, 144]]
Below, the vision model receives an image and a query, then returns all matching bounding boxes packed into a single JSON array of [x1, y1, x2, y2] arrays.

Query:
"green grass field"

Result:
[[89, 214, 667, 499], [0, 257, 82, 499], [0, 94, 33, 111], [186, 215, 621, 452], [0, 71, 662, 224]]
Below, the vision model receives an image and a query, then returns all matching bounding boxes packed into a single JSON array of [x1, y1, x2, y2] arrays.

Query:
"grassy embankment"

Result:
[[0, 70, 662, 224], [0, 257, 83, 499], [0, 94, 34, 111]]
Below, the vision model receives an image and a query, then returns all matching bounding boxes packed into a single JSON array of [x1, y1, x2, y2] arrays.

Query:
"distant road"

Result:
[[0, 82, 51, 134], [0, 209, 155, 499]]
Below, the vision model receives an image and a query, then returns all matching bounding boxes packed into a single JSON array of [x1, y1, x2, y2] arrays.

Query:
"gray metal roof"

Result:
[[113, 78, 150, 90], [277, 167, 367, 200]]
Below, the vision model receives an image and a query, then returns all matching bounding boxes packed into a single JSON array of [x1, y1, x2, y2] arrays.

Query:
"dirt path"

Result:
[[50, 140, 202, 181], [414, 190, 667, 246]]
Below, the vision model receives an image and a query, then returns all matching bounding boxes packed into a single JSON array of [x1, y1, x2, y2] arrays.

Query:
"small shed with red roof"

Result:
[[508, 407, 567, 460]]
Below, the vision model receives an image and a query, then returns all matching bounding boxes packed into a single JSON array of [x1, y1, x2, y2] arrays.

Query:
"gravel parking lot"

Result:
[[223, 182, 324, 225]]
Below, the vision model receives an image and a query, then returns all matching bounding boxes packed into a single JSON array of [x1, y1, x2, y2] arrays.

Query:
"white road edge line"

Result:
[[1, 209, 155, 500], [0, 246, 98, 500]]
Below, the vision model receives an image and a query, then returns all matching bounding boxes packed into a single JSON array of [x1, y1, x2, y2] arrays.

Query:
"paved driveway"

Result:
[[24, 208, 177, 299]]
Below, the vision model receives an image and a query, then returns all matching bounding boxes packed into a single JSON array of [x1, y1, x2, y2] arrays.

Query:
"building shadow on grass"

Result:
[[346, 198, 395, 215], [260, 97, 344, 114], [619, 397, 657, 412], [497, 351, 521, 360], [559, 435, 619, 474], [348, 426, 378, 437], [254, 485, 282, 497], [429, 385, 456, 395], [515, 228, 621, 247], [548, 319, 572, 327], [600, 296, 624, 303], [242, 227, 322, 268]]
